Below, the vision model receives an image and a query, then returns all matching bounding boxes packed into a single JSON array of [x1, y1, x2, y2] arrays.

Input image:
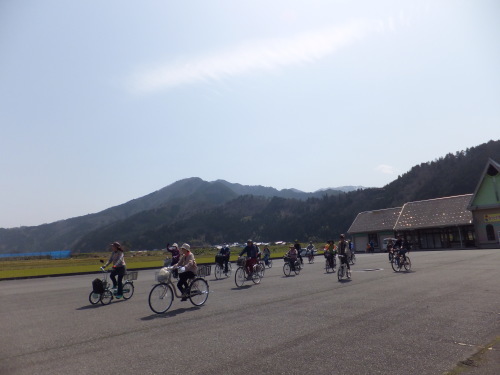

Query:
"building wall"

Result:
[[472, 209, 500, 247]]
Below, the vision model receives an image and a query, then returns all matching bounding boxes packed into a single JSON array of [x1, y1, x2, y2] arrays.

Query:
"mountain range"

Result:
[[1, 139, 499, 254]]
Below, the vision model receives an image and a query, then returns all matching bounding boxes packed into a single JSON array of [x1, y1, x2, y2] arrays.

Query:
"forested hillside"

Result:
[[1, 140, 499, 253]]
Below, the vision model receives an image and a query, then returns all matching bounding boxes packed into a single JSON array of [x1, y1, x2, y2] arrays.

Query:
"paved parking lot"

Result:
[[1, 249, 499, 375]]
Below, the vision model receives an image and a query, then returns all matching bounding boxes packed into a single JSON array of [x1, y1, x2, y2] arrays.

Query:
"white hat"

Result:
[[172, 243, 178, 248], [181, 243, 191, 251]]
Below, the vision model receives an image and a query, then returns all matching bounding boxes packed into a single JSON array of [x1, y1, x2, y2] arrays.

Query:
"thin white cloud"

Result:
[[129, 18, 391, 94], [375, 164, 397, 175]]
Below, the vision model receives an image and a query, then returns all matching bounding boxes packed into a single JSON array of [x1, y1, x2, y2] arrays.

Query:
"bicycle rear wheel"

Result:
[[100, 290, 113, 305], [122, 282, 134, 300], [294, 261, 301, 275], [235, 267, 246, 287], [148, 283, 174, 314], [404, 256, 411, 271], [89, 291, 100, 305], [325, 259, 333, 273], [188, 278, 209, 306]]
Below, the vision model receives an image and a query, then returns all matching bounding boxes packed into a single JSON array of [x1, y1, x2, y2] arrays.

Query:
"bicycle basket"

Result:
[[196, 264, 211, 277], [236, 257, 246, 267], [92, 278, 105, 294], [156, 267, 171, 283], [124, 271, 138, 281], [215, 254, 225, 265]]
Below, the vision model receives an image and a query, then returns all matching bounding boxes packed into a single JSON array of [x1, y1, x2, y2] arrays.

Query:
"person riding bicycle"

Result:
[[239, 239, 259, 279], [218, 244, 231, 274], [324, 240, 336, 271], [286, 245, 299, 271], [306, 241, 315, 261], [102, 242, 126, 299], [294, 240, 303, 265], [165, 243, 180, 267], [175, 243, 198, 301], [393, 235, 410, 266], [337, 234, 351, 277], [262, 246, 271, 266]]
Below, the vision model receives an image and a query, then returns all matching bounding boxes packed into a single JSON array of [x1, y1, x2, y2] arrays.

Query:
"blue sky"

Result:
[[1, 0, 499, 228]]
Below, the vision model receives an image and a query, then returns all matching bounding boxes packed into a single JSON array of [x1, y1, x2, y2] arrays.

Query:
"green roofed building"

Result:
[[348, 159, 500, 251]]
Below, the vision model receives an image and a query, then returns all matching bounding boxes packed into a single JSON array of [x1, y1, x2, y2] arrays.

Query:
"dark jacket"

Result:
[[240, 244, 258, 259]]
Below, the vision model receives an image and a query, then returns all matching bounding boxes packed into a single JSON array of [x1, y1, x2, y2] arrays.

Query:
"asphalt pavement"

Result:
[[1, 249, 500, 375]]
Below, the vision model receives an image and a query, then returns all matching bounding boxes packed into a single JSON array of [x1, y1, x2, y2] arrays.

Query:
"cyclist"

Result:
[[393, 235, 410, 266], [347, 240, 354, 263], [262, 246, 271, 266], [306, 241, 315, 262], [165, 243, 180, 267], [337, 234, 351, 278], [324, 240, 336, 271], [219, 244, 231, 274], [102, 242, 126, 299], [175, 243, 198, 301], [286, 245, 299, 271], [239, 239, 259, 279], [294, 240, 304, 265]]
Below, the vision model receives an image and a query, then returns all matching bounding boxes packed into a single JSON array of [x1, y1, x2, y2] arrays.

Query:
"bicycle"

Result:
[[283, 256, 301, 276], [234, 257, 263, 287], [89, 267, 137, 305], [307, 250, 315, 264], [148, 265, 210, 314], [214, 255, 232, 280], [263, 257, 273, 269], [324, 253, 336, 273], [257, 259, 266, 278], [391, 251, 411, 272], [337, 255, 350, 281]]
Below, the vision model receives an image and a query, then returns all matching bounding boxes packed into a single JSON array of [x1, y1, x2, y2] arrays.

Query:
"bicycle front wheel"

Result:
[[214, 264, 223, 280], [235, 267, 246, 287], [391, 258, 400, 272], [148, 283, 174, 314], [283, 263, 291, 276], [404, 256, 411, 271], [100, 290, 113, 305], [122, 282, 134, 300], [350, 254, 356, 265], [257, 263, 265, 278], [89, 291, 100, 305], [267, 259, 273, 268], [189, 278, 209, 306], [226, 263, 233, 277]]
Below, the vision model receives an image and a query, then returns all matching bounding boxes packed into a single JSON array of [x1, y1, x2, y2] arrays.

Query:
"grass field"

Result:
[[0, 245, 317, 279]]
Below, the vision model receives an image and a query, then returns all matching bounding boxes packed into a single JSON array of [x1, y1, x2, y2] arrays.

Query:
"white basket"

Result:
[[124, 271, 138, 281], [155, 268, 172, 283]]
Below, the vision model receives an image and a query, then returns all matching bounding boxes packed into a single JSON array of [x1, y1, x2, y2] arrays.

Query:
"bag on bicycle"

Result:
[[92, 278, 105, 294]]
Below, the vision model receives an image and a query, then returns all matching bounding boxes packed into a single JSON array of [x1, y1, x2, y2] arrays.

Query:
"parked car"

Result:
[[299, 248, 317, 257]]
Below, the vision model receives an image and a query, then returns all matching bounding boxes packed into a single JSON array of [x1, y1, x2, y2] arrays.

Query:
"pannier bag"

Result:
[[92, 278, 105, 294]]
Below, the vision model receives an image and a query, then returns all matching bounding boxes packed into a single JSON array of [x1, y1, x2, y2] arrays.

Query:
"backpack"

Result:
[[92, 278, 105, 294]]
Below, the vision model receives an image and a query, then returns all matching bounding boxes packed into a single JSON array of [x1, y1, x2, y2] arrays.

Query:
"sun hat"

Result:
[[181, 243, 191, 251]]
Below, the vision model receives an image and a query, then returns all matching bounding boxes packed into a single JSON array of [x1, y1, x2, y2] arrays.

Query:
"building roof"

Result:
[[347, 207, 402, 234], [394, 194, 473, 231]]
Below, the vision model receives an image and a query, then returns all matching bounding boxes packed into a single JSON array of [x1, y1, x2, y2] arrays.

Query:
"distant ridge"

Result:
[[0, 139, 499, 253]]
